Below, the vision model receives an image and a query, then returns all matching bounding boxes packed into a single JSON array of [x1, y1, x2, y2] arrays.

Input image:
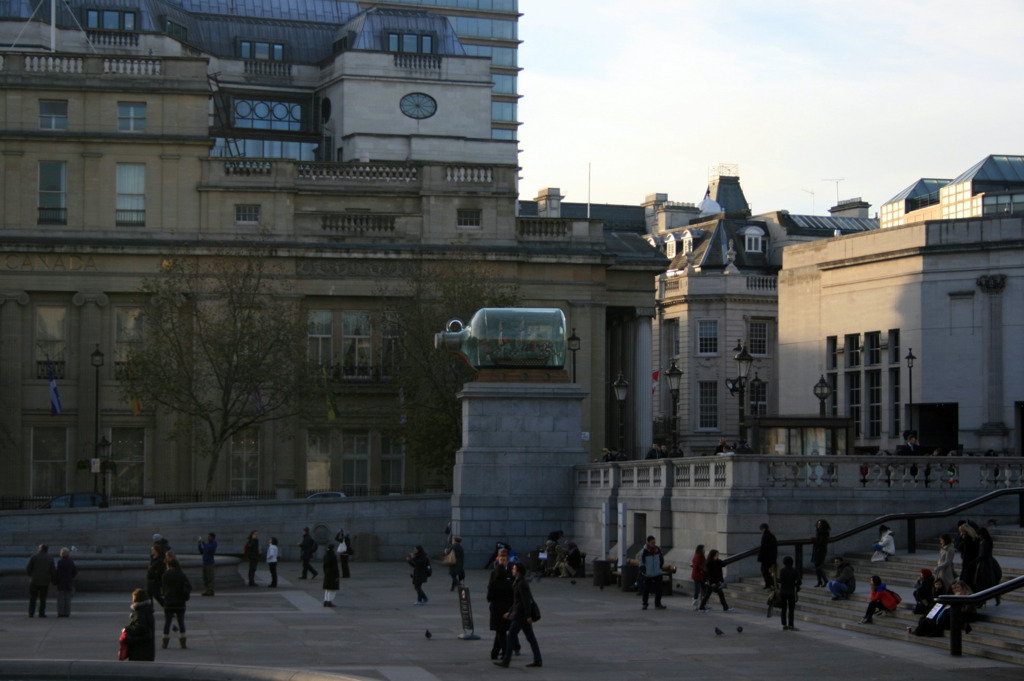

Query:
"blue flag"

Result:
[[47, 361, 62, 415]]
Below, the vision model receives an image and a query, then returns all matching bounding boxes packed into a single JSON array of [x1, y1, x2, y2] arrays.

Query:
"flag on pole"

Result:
[[322, 365, 339, 421], [127, 361, 142, 416], [253, 382, 266, 416], [47, 360, 62, 415], [652, 369, 660, 395]]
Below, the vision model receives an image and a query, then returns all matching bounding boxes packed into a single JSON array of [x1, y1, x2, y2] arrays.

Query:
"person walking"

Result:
[[161, 557, 191, 649], [123, 588, 156, 661], [810, 519, 831, 587], [486, 549, 518, 660], [690, 544, 707, 610], [298, 528, 319, 580], [197, 533, 217, 596], [322, 544, 340, 607], [245, 530, 260, 587], [147, 543, 167, 606], [639, 535, 667, 611], [26, 544, 55, 618], [407, 545, 430, 605], [334, 528, 352, 578], [778, 555, 801, 630], [448, 536, 465, 591], [495, 561, 542, 668], [54, 547, 77, 617], [266, 537, 279, 588], [758, 523, 779, 589], [698, 549, 734, 612]]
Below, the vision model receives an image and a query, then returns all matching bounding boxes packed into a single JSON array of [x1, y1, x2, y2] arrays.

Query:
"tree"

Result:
[[127, 240, 311, 499], [381, 258, 518, 477]]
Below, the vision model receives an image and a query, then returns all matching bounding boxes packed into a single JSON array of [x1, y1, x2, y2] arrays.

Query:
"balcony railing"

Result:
[[320, 213, 397, 234], [393, 53, 442, 70], [115, 209, 146, 227], [37, 207, 67, 225], [297, 162, 417, 183], [35, 360, 65, 379]]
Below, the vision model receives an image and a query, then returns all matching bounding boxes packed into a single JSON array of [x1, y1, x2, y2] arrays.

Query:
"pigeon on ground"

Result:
[[714, 627, 724, 636], [736, 626, 743, 633], [570, 580, 576, 585], [425, 630, 432, 639]]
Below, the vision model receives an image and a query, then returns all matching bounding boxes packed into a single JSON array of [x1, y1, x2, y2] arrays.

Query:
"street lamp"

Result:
[[98, 435, 111, 501], [90, 345, 104, 494], [567, 328, 581, 383], [725, 341, 754, 446], [813, 374, 833, 417], [612, 372, 629, 457], [905, 348, 916, 435], [665, 359, 683, 445]]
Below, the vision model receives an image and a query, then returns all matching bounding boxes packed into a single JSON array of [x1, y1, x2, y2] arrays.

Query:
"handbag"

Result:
[[337, 540, 348, 555], [530, 600, 541, 622], [443, 549, 457, 566], [118, 629, 128, 661]]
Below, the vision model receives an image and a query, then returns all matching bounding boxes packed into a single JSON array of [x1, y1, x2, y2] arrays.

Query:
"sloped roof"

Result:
[[950, 154, 1024, 186], [884, 178, 950, 206], [670, 218, 774, 272], [340, 8, 464, 55], [707, 175, 749, 215]]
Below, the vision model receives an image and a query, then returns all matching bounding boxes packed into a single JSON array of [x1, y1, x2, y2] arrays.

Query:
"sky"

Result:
[[515, 0, 1024, 216]]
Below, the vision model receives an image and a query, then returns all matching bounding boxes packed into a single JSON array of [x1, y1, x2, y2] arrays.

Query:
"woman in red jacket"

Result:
[[859, 575, 902, 624], [690, 544, 706, 610]]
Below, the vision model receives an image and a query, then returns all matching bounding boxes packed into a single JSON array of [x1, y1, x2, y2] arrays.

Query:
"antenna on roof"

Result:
[[822, 178, 844, 205], [801, 189, 815, 215]]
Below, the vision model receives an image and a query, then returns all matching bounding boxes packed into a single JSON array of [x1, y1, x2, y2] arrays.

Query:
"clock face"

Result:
[[400, 93, 437, 120]]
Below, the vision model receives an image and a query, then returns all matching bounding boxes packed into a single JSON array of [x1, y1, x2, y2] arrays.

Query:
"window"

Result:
[[889, 367, 901, 436], [341, 429, 369, 496], [491, 101, 517, 122], [826, 372, 837, 416], [380, 312, 400, 380], [697, 320, 718, 355], [492, 74, 517, 94], [116, 164, 145, 226], [750, 378, 768, 417], [240, 41, 284, 61], [115, 307, 144, 380], [697, 381, 718, 429], [663, 318, 680, 358], [38, 161, 67, 225], [342, 311, 372, 378], [229, 428, 259, 495], [826, 336, 838, 371], [846, 372, 861, 437], [683, 236, 694, 254], [39, 100, 68, 130], [166, 20, 188, 42], [307, 310, 333, 369], [665, 239, 676, 258], [866, 370, 882, 437], [491, 128, 516, 141], [749, 321, 768, 356], [457, 209, 482, 228], [306, 430, 331, 491], [388, 32, 434, 54], [381, 435, 404, 494], [233, 98, 303, 131], [88, 9, 136, 31], [109, 427, 144, 497], [845, 333, 861, 368], [32, 427, 67, 497], [743, 226, 765, 253], [235, 204, 261, 224], [865, 331, 881, 366], [35, 306, 66, 378], [117, 102, 146, 132], [888, 329, 901, 364]]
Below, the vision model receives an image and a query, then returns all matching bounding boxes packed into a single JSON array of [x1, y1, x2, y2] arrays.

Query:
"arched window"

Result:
[[742, 225, 765, 253]]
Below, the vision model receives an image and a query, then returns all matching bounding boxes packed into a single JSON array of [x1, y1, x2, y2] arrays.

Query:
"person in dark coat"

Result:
[[161, 557, 191, 649], [124, 588, 156, 661], [25, 544, 55, 618], [245, 530, 260, 587], [407, 545, 430, 605], [448, 536, 465, 591], [758, 523, 779, 589], [196, 532, 217, 596], [954, 520, 980, 585], [55, 547, 77, 617], [322, 544, 340, 607], [298, 528, 318, 580], [778, 555, 801, 630], [698, 549, 733, 612], [810, 519, 831, 587], [495, 561, 542, 668], [912, 568, 937, 614], [486, 549, 519, 660], [147, 543, 166, 606], [334, 528, 352, 578], [969, 526, 1001, 600]]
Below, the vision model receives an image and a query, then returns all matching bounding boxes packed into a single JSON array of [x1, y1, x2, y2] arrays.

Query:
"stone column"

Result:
[[634, 308, 654, 452], [977, 275, 1008, 434], [450, 380, 588, 565]]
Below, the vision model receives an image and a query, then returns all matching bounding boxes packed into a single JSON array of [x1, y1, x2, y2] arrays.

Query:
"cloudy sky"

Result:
[[516, 0, 1024, 216]]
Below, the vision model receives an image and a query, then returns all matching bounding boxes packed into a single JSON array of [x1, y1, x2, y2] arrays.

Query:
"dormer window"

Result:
[[388, 32, 434, 54], [87, 9, 136, 31], [742, 225, 766, 253], [665, 238, 676, 258], [683, 237, 693, 254], [241, 41, 285, 62]]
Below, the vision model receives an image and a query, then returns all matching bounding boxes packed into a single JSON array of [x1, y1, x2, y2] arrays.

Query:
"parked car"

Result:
[[40, 492, 108, 509], [306, 491, 346, 500]]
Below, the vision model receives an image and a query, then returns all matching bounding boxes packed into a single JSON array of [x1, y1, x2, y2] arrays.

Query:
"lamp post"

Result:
[[567, 328, 581, 383], [98, 435, 111, 500], [613, 372, 629, 457], [90, 345, 104, 494], [905, 348, 916, 435], [727, 341, 754, 445], [813, 374, 833, 417], [665, 359, 683, 445]]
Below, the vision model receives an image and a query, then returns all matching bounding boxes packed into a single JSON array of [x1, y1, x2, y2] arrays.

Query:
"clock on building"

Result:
[[400, 92, 437, 119]]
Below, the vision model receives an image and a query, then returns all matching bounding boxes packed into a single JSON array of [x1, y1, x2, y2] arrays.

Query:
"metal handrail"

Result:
[[937, 575, 1024, 656]]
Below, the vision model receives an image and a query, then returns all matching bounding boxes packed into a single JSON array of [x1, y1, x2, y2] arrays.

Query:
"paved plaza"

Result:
[[0, 560, 1019, 681]]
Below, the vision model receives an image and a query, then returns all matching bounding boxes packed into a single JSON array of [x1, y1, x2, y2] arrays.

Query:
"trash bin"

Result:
[[620, 563, 639, 592], [592, 559, 613, 587]]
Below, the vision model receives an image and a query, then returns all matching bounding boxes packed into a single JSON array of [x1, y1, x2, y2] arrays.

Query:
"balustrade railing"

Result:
[[297, 162, 417, 183], [103, 58, 161, 76]]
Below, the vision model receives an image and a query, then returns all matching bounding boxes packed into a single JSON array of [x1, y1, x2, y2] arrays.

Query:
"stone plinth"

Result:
[[451, 381, 588, 564]]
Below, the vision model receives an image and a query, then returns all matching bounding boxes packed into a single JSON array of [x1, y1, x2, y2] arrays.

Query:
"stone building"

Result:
[[778, 155, 1024, 455], [0, 1, 664, 500]]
